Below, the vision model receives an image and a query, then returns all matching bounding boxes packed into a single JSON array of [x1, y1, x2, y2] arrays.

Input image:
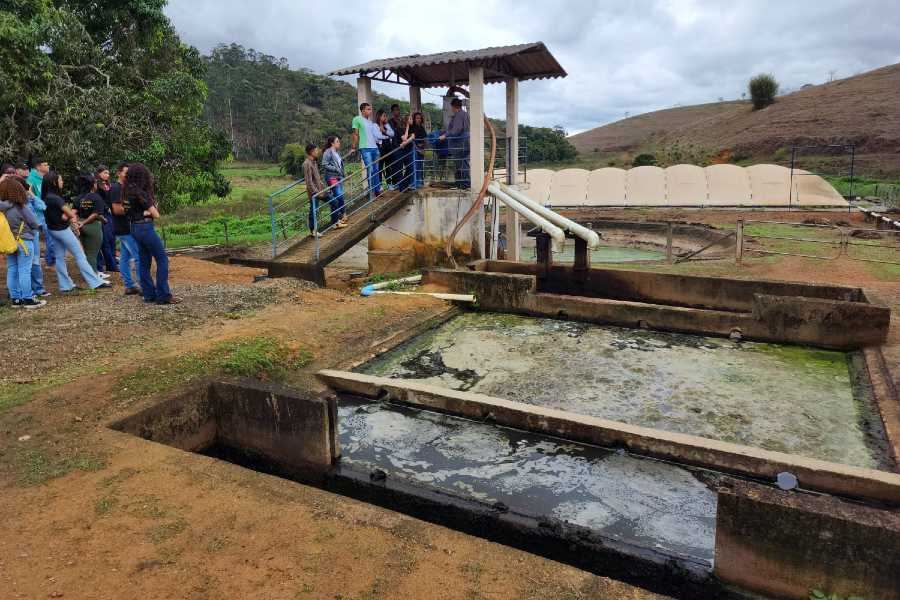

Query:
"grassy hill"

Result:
[[568, 63, 900, 178]]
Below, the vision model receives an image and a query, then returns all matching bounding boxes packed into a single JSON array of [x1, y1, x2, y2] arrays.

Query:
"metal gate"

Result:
[[736, 220, 900, 265]]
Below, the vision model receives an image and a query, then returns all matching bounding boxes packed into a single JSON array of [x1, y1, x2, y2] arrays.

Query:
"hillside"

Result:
[[569, 100, 747, 154], [569, 63, 900, 176]]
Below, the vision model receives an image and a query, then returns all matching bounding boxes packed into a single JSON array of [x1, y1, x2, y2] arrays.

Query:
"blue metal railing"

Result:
[[268, 136, 527, 259]]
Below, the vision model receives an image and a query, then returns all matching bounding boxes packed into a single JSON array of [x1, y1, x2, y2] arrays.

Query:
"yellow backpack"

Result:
[[0, 213, 28, 255]]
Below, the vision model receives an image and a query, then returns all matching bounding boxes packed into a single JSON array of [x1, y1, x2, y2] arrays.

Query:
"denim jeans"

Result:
[[41, 222, 56, 266], [31, 229, 46, 295], [360, 148, 381, 196], [47, 228, 106, 290], [97, 217, 118, 272], [130, 221, 171, 302], [6, 239, 35, 300], [399, 145, 414, 191], [414, 145, 425, 188], [116, 234, 141, 289], [326, 177, 346, 220]]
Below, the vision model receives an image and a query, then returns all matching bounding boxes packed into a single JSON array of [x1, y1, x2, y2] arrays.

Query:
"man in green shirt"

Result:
[[26, 157, 56, 267], [350, 103, 381, 196]]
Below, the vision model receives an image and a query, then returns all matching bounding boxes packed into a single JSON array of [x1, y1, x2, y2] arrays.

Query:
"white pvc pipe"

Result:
[[488, 183, 566, 253], [496, 181, 602, 250]]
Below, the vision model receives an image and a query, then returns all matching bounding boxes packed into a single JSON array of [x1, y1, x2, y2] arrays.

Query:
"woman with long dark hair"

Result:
[[410, 112, 428, 189], [123, 162, 180, 304], [321, 136, 347, 227], [373, 109, 395, 190], [73, 171, 108, 278], [95, 164, 119, 274], [0, 178, 45, 308], [41, 172, 110, 292]]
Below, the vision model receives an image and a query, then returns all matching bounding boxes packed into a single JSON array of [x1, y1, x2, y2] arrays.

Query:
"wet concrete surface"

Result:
[[338, 395, 719, 563], [365, 312, 886, 470]]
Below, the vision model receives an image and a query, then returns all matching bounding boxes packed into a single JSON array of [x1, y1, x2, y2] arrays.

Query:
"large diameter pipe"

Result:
[[496, 181, 602, 250], [488, 184, 565, 253]]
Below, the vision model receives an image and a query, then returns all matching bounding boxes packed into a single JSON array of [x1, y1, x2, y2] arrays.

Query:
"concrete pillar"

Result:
[[468, 67, 485, 259], [357, 77, 372, 109], [505, 78, 520, 260], [409, 86, 421, 114]]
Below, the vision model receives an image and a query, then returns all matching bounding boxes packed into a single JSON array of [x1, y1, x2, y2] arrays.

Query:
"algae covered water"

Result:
[[338, 395, 719, 562], [366, 312, 878, 469]]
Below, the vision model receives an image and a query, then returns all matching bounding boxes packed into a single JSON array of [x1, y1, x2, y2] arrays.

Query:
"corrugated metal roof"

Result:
[[326, 42, 567, 88]]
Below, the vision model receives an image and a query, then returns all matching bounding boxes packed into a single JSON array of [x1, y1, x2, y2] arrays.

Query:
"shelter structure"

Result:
[[328, 43, 567, 261]]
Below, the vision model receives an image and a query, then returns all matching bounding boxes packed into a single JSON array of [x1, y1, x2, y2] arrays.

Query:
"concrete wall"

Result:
[[422, 264, 890, 347], [715, 477, 900, 599], [368, 190, 484, 271], [111, 377, 339, 480]]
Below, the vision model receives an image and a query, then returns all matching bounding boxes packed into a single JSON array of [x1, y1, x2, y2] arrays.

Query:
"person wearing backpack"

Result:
[[0, 178, 46, 308]]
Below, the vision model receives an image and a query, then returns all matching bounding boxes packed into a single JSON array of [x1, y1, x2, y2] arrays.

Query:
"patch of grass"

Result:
[[64, 288, 99, 296], [459, 561, 486, 575], [866, 261, 900, 280], [13, 444, 106, 486], [0, 380, 58, 416], [205, 536, 231, 553], [810, 591, 865, 600], [147, 519, 187, 543], [360, 578, 389, 597], [116, 336, 313, 399], [314, 527, 336, 542], [98, 467, 140, 487], [297, 583, 315, 595], [95, 497, 118, 516]]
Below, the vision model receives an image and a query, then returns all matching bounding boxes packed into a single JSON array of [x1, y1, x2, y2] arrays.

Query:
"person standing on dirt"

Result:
[[0, 178, 46, 308], [27, 157, 56, 268], [109, 162, 141, 295], [41, 171, 111, 293], [123, 162, 180, 304], [94, 165, 119, 275], [322, 136, 348, 227], [439, 98, 470, 189], [72, 171, 109, 280], [303, 143, 337, 237]]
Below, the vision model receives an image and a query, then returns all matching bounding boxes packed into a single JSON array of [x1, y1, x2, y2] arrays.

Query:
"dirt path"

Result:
[[2, 212, 898, 599]]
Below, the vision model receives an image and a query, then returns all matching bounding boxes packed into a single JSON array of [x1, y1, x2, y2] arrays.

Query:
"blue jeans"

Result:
[[326, 177, 346, 220], [6, 239, 35, 300], [414, 146, 425, 188], [97, 217, 118, 272], [360, 148, 381, 196], [41, 222, 56, 266], [117, 234, 141, 289], [131, 221, 171, 302], [47, 228, 106, 290], [30, 229, 46, 295], [398, 145, 414, 191]]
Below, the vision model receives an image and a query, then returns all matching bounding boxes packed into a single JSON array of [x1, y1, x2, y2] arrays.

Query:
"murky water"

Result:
[[338, 395, 718, 562], [366, 312, 877, 469], [520, 245, 666, 263]]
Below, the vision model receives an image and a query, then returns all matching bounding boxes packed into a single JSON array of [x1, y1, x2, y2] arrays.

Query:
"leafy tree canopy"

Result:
[[0, 0, 231, 211]]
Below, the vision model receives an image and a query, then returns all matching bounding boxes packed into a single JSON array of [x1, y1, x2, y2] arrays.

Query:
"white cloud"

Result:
[[164, 0, 900, 135]]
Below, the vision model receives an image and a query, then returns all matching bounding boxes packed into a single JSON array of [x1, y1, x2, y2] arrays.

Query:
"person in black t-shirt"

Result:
[[95, 165, 119, 274], [410, 112, 428, 189], [108, 163, 141, 295], [123, 162, 180, 304], [72, 171, 107, 277], [41, 171, 110, 292]]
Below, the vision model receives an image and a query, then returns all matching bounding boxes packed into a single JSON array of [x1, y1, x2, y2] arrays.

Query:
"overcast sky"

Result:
[[164, 0, 899, 135]]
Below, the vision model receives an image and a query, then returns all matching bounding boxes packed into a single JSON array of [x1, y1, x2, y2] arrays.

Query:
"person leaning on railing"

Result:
[[410, 112, 428, 189], [302, 143, 339, 238], [322, 136, 348, 227]]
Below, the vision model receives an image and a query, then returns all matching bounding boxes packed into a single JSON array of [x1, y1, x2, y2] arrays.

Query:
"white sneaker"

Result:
[[99, 272, 111, 279]]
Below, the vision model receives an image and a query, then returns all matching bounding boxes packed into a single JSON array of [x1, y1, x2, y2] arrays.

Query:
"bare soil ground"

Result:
[[1, 208, 898, 599]]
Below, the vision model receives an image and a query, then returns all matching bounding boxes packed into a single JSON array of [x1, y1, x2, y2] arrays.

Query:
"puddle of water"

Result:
[[520, 245, 667, 263], [365, 312, 880, 470], [338, 394, 718, 563]]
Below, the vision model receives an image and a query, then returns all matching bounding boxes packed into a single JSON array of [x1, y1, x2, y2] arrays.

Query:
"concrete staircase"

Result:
[[269, 190, 413, 285]]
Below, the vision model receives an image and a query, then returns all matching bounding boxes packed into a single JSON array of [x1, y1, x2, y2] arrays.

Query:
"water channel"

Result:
[[520, 245, 667, 263]]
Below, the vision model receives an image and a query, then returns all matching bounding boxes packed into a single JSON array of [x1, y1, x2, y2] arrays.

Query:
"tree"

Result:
[[280, 143, 306, 179], [0, 0, 232, 211], [625, 111, 629, 119], [828, 69, 838, 82], [632, 154, 657, 167], [741, 92, 746, 99], [718, 97, 724, 102], [748, 73, 779, 110]]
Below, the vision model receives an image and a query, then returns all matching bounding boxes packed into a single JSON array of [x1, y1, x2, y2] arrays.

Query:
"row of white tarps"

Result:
[[520, 164, 847, 207]]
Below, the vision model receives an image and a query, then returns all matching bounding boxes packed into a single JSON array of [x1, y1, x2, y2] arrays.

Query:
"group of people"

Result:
[[1, 158, 180, 308], [303, 98, 472, 236]]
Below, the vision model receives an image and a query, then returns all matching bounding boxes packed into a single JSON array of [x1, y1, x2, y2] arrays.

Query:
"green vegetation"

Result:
[[95, 497, 118, 516], [749, 73, 779, 110], [632, 153, 657, 167], [117, 336, 313, 399], [810, 591, 864, 600], [0, 0, 231, 211], [13, 443, 105, 486]]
